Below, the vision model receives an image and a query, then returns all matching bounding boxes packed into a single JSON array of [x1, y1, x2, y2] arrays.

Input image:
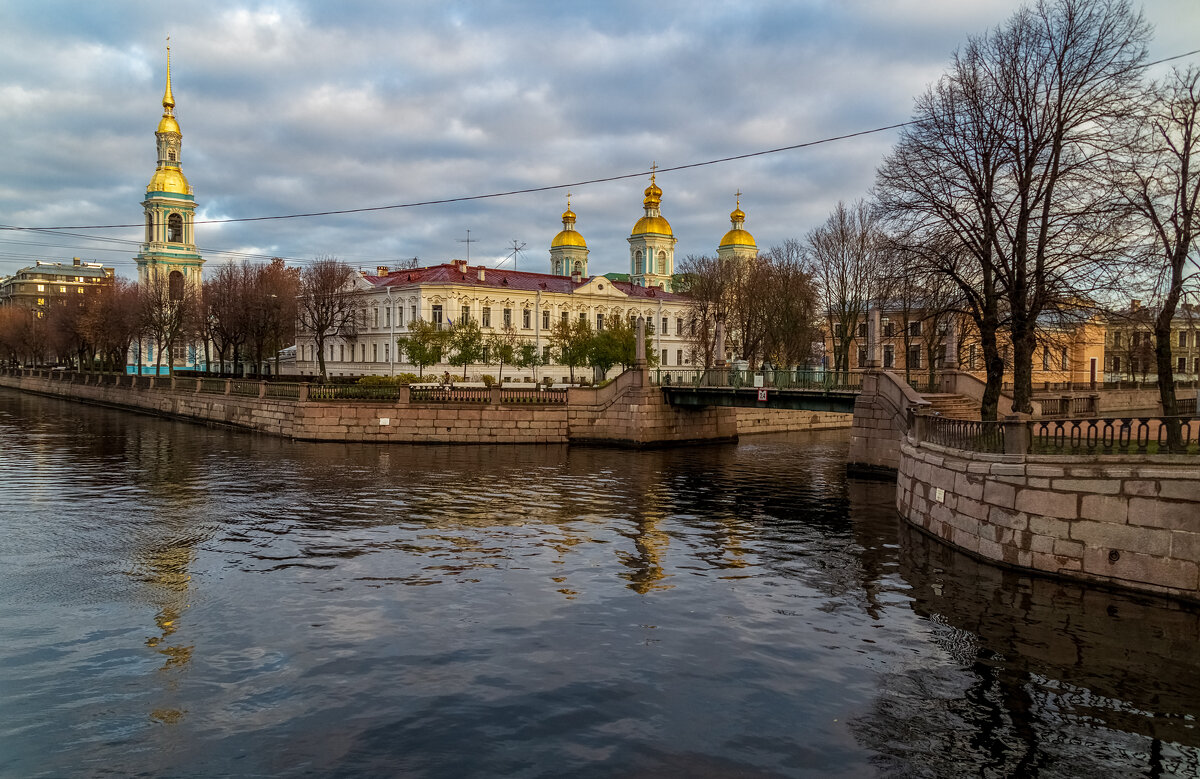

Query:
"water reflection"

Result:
[[3, 389, 1200, 778]]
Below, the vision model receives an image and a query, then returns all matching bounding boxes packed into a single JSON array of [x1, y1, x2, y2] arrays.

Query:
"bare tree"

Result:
[[297, 256, 362, 381], [1117, 65, 1200, 435], [140, 268, 199, 376], [81, 278, 140, 371], [676, 254, 730, 370], [807, 201, 882, 373]]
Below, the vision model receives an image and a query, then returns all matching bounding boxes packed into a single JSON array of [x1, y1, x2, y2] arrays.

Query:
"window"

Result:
[[168, 213, 183, 243], [1111, 356, 1121, 373], [1195, 357, 1199, 375], [397, 307, 403, 326], [168, 270, 184, 301], [561, 311, 568, 323], [37, 297, 45, 306], [676, 317, 683, 336], [503, 308, 512, 328], [635, 250, 643, 274], [76, 287, 84, 294], [339, 344, 345, 362], [374, 309, 379, 328], [857, 322, 868, 338], [1180, 331, 1189, 348], [908, 320, 921, 337], [385, 307, 391, 327], [908, 346, 921, 369], [1113, 331, 1123, 347], [384, 344, 389, 362], [373, 343, 378, 362], [690, 318, 696, 337], [662, 349, 669, 365], [596, 313, 604, 330], [662, 317, 668, 335], [1042, 348, 1051, 371], [883, 345, 895, 369], [36, 284, 44, 292], [968, 344, 977, 370], [579, 313, 586, 323], [432, 305, 443, 328], [882, 318, 893, 338], [410, 305, 417, 323], [835, 323, 845, 337], [1178, 357, 1187, 373], [542, 310, 550, 330], [543, 346, 551, 362], [657, 250, 667, 274], [459, 305, 468, 324], [677, 349, 683, 366], [58, 286, 66, 293], [523, 309, 531, 329], [1060, 348, 1068, 371], [482, 307, 491, 327], [857, 347, 867, 368]]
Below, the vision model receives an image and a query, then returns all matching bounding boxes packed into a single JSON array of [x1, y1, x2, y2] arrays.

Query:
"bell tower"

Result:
[[134, 43, 204, 293], [549, 193, 589, 278]]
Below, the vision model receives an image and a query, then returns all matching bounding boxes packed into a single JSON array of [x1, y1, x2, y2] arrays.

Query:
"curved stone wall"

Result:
[[896, 438, 1200, 601]]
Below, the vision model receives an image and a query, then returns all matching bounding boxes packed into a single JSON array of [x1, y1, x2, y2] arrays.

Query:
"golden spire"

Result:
[[643, 163, 662, 209], [162, 39, 175, 112]]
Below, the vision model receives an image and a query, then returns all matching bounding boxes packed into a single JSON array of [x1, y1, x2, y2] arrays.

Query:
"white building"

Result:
[[295, 176, 759, 381]]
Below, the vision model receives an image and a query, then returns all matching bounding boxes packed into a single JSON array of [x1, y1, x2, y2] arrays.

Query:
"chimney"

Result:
[[376, 265, 389, 276], [477, 266, 486, 282], [571, 270, 581, 283], [73, 257, 81, 266]]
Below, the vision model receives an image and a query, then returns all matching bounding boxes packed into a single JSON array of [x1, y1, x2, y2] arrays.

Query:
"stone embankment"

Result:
[[0, 370, 849, 447]]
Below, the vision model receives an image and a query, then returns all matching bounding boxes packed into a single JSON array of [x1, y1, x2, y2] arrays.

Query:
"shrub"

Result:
[[357, 375, 395, 386], [394, 373, 421, 385], [578, 377, 592, 387], [542, 377, 554, 387], [481, 374, 497, 388]]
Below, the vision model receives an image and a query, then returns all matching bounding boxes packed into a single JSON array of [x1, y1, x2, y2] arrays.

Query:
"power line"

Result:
[[2, 47, 1196, 235]]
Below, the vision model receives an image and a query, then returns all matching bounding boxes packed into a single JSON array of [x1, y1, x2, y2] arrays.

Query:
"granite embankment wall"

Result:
[[897, 438, 1200, 601], [848, 369, 929, 474], [0, 370, 845, 445]]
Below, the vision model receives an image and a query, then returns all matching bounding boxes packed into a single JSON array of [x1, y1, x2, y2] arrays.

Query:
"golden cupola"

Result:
[[718, 193, 756, 259], [551, 198, 587, 249], [631, 172, 673, 237], [147, 44, 191, 196], [549, 193, 589, 277]]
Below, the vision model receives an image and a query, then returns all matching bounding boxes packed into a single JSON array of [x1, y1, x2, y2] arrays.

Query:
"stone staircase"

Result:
[[919, 393, 979, 420]]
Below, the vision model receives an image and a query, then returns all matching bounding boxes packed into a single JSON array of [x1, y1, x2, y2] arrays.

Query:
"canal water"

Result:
[[1, 388, 1198, 778]]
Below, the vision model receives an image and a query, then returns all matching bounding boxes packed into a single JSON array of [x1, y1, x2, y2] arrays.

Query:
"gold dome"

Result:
[[632, 215, 673, 236], [643, 176, 662, 209], [551, 229, 588, 248], [720, 228, 756, 248], [730, 206, 746, 222], [147, 166, 191, 195], [156, 115, 180, 134]]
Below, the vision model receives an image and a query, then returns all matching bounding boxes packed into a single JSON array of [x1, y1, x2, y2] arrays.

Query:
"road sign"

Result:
[[757, 388, 768, 402]]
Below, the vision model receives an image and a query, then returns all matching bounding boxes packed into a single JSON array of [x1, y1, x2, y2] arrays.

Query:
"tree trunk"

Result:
[[1010, 320, 1036, 415]]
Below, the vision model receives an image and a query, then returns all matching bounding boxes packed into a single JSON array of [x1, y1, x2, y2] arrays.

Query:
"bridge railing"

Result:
[[652, 368, 862, 391], [917, 412, 1199, 455]]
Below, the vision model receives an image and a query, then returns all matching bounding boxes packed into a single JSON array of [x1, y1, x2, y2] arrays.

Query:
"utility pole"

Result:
[[457, 230, 478, 264]]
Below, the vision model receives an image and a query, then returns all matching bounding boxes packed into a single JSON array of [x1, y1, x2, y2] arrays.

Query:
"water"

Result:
[[1, 387, 1198, 778]]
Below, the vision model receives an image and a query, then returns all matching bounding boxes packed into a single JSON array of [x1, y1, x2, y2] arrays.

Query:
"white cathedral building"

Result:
[[293, 176, 760, 381]]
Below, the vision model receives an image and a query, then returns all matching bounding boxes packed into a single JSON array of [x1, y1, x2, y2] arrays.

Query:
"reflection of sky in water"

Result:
[[1, 388, 1199, 777]]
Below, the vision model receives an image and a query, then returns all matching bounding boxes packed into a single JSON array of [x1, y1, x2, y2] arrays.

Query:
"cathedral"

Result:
[[293, 175, 761, 381]]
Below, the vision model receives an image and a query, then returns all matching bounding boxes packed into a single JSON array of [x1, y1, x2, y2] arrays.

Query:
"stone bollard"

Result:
[[635, 317, 647, 369], [298, 383, 310, 403], [911, 409, 928, 445], [395, 385, 409, 405], [224, 378, 232, 396], [1003, 414, 1030, 455], [490, 386, 502, 405], [259, 380, 267, 399], [195, 378, 202, 393]]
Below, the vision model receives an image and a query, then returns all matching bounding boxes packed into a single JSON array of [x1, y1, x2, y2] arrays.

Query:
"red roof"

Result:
[[364, 262, 687, 301]]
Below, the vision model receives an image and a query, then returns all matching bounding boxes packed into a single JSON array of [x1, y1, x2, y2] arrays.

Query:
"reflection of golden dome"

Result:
[[148, 167, 191, 194], [720, 228, 756, 248], [632, 215, 673, 236]]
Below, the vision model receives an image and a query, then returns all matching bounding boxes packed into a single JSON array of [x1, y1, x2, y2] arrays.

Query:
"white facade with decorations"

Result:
[[294, 177, 760, 381]]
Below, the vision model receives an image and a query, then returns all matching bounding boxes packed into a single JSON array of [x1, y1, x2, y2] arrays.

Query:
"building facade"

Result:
[[1105, 301, 1200, 382], [0, 259, 114, 315], [294, 179, 757, 381]]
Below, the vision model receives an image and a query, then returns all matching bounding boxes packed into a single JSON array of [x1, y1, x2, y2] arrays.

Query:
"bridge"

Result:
[[652, 369, 863, 413]]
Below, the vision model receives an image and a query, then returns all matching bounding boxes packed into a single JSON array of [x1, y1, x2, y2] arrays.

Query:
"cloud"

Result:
[[1, 0, 1197, 278]]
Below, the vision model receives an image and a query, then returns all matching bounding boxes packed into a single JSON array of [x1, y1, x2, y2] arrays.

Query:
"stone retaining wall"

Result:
[[897, 438, 1200, 601], [734, 407, 852, 434], [848, 369, 929, 474]]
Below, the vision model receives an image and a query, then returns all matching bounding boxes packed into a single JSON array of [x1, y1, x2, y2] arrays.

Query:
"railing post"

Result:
[[298, 382, 310, 402], [170, 376, 178, 391], [259, 380, 267, 399], [1003, 415, 1030, 455], [195, 378, 202, 393], [490, 386, 502, 405], [395, 385, 409, 405], [224, 378, 232, 396], [911, 408, 928, 445]]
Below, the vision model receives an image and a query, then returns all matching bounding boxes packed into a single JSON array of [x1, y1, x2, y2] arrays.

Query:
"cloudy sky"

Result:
[[2, 0, 1197, 280]]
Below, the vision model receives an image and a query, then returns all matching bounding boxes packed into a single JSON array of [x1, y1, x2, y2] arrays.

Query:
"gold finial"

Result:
[[735, 189, 742, 208], [566, 191, 571, 209], [650, 161, 657, 185], [162, 38, 175, 112]]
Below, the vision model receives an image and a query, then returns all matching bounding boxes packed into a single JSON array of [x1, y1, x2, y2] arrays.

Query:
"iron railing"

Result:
[[499, 387, 567, 404], [1030, 417, 1198, 455], [924, 416, 1006, 453], [651, 368, 863, 391], [409, 386, 490, 403]]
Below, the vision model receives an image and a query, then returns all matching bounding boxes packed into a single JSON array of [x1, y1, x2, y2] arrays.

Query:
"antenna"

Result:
[[456, 229, 478, 264], [498, 240, 526, 270]]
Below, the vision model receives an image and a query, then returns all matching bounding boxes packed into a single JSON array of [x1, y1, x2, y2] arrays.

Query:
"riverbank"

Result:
[[0, 370, 850, 446]]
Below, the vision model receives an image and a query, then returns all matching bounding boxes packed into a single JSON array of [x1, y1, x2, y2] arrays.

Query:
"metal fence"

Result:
[[923, 416, 1006, 453], [499, 387, 567, 404], [1030, 417, 1199, 455], [651, 368, 863, 391]]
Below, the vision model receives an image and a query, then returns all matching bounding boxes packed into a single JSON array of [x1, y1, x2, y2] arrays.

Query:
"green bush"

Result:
[[542, 377, 554, 387], [481, 374, 497, 388], [357, 375, 395, 386], [395, 373, 421, 385]]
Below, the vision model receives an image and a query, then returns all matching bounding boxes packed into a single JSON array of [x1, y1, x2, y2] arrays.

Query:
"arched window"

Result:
[[657, 251, 667, 274], [168, 151, 177, 161], [168, 270, 184, 301], [168, 213, 183, 243], [554, 261, 561, 274], [573, 260, 582, 275], [146, 214, 153, 243], [635, 250, 643, 274]]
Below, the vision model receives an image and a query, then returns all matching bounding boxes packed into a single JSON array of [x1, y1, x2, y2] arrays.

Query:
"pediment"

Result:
[[574, 277, 627, 298]]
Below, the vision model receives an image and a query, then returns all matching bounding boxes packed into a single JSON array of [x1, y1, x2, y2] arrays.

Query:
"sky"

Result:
[[2, 0, 1197, 281]]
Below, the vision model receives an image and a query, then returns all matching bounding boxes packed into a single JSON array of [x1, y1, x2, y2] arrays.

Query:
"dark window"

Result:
[[523, 309, 531, 329], [168, 213, 183, 243], [908, 320, 921, 337], [542, 310, 550, 330], [857, 322, 868, 338], [168, 270, 184, 301]]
